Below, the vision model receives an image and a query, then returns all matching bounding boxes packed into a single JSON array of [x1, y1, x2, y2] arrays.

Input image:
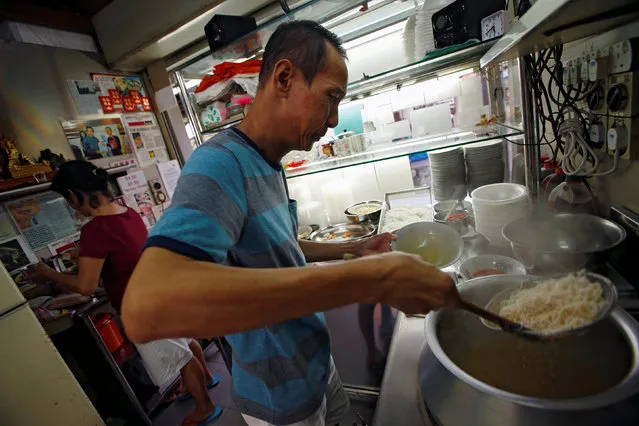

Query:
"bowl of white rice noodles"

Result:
[[483, 271, 617, 339]]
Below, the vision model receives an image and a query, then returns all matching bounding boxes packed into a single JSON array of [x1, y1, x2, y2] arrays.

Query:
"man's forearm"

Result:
[[299, 239, 358, 262], [122, 247, 387, 343]]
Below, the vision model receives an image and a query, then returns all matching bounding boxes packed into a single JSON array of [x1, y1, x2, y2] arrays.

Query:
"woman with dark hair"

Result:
[[35, 161, 222, 425]]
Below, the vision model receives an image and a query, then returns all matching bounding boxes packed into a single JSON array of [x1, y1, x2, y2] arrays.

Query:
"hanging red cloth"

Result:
[[194, 59, 262, 94]]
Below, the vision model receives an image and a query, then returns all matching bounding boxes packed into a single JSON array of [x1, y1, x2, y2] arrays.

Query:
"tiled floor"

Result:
[[151, 345, 376, 426]]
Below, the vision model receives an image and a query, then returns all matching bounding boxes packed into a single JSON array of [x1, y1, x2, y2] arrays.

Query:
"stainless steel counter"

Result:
[[373, 234, 513, 426], [373, 232, 639, 426], [373, 313, 430, 426]]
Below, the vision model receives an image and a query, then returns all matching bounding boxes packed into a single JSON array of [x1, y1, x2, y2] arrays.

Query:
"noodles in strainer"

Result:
[[498, 273, 607, 332]]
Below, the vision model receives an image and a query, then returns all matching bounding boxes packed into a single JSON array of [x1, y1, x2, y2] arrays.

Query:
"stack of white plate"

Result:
[[471, 183, 529, 246], [464, 140, 505, 194], [429, 147, 466, 201]]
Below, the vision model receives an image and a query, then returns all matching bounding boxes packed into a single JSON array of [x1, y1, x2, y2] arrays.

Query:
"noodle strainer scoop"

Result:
[[480, 272, 618, 341]]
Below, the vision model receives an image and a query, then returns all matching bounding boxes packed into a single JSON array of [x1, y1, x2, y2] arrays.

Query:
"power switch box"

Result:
[[608, 71, 638, 118], [608, 116, 639, 160]]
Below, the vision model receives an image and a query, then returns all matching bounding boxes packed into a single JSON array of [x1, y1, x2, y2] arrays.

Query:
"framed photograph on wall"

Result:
[[59, 117, 133, 162]]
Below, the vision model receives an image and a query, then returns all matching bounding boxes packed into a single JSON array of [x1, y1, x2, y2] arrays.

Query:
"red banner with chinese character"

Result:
[[130, 90, 142, 104], [99, 96, 115, 113], [141, 97, 152, 111], [108, 89, 123, 105], [122, 96, 136, 112]]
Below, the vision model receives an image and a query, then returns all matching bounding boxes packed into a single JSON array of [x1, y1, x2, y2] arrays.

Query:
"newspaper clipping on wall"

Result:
[[116, 171, 156, 229], [48, 233, 81, 272], [157, 160, 181, 200], [5, 193, 77, 251], [122, 113, 169, 168]]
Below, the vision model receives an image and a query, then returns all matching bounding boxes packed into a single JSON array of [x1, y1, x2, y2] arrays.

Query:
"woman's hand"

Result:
[[26, 263, 54, 286]]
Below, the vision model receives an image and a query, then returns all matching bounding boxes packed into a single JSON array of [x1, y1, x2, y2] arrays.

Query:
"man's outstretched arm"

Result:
[[121, 247, 457, 343]]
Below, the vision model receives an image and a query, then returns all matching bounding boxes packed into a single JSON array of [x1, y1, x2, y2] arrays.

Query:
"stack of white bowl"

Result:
[[464, 140, 505, 194], [429, 147, 466, 201], [471, 183, 529, 246]]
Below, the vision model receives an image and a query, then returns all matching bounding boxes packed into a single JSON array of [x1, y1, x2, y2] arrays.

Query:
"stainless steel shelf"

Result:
[[480, 0, 639, 68], [285, 123, 522, 179], [201, 117, 244, 136], [346, 40, 497, 99]]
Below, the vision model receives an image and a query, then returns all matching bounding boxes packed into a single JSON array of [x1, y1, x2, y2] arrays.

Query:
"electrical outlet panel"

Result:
[[610, 39, 639, 73], [569, 61, 580, 86], [586, 80, 608, 114], [588, 116, 607, 150], [589, 56, 611, 82], [607, 71, 638, 118], [607, 116, 639, 160]]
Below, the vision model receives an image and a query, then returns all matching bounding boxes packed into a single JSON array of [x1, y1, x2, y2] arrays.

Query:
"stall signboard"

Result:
[[60, 117, 134, 163], [91, 73, 147, 113], [116, 171, 156, 229], [122, 113, 169, 168], [5, 193, 78, 251]]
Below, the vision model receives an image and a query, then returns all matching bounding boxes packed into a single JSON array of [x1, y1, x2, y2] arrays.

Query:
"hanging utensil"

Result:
[[457, 299, 534, 338]]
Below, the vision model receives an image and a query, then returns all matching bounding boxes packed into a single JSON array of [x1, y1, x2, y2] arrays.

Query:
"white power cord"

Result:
[[560, 118, 620, 177]]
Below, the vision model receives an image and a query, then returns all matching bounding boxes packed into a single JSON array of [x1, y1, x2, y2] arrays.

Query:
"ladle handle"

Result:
[[459, 300, 524, 332]]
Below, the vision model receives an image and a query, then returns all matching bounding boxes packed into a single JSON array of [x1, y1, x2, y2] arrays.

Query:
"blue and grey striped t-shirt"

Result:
[[146, 128, 331, 424]]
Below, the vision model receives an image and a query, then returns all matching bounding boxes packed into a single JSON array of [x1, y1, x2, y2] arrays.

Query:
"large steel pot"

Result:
[[418, 275, 639, 426], [502, 214, 626, 273]]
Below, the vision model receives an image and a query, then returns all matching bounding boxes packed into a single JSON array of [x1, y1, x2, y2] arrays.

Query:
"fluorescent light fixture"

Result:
[[342, 21, 405, 50]]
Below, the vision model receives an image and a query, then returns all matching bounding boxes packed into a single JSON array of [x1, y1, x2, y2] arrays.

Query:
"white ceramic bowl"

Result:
[[471, 183, 528, 204], [391, 221, 463, 269], [458, 254, 527, 281]]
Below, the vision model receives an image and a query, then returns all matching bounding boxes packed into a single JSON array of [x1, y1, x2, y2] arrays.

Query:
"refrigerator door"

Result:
[[0, 305, 104, 425], [0, 262, 25, 315]]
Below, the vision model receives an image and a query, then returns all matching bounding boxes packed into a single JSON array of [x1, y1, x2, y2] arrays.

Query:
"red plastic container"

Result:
[[93, 313, 124, 353]]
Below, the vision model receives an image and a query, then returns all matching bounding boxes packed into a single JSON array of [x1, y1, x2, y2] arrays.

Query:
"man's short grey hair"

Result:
[[258, 20, 346, 87]]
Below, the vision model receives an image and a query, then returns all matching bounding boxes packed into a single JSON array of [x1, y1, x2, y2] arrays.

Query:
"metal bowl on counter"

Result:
[[502, 214, 626, 273], [297, 225, 313, 240], [433, 200, 473, 215], [344, 200, 383, 225], [309, 223, 376, 243], [419, 274, 639, 426], [458, 254, 526, 280]]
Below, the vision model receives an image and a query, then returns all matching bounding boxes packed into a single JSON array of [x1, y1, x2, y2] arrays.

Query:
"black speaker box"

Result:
[[204, 14, 257, 53], [432, 0, 504, 49]]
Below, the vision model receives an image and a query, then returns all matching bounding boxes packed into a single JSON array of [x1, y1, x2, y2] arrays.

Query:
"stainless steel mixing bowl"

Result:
[[502, 213, 626, 273]]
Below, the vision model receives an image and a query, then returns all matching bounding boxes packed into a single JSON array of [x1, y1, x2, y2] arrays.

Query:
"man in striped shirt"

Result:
[[123, 20, 458, 426]]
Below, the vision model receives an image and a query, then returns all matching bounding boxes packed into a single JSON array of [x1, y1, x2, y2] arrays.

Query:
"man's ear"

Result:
[[271, 59, 296, 96]]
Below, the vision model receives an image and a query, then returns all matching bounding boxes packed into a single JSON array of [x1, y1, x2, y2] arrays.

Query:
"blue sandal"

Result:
[[181, 406, 223, 425], [177, 375, 221, 402]]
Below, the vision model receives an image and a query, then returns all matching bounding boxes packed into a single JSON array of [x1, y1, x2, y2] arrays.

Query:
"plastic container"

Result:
[[542, 166, 565, 199], [548, 175, 596, 214], [540, 161, 555, 182], [93, 313, 124, 353]]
